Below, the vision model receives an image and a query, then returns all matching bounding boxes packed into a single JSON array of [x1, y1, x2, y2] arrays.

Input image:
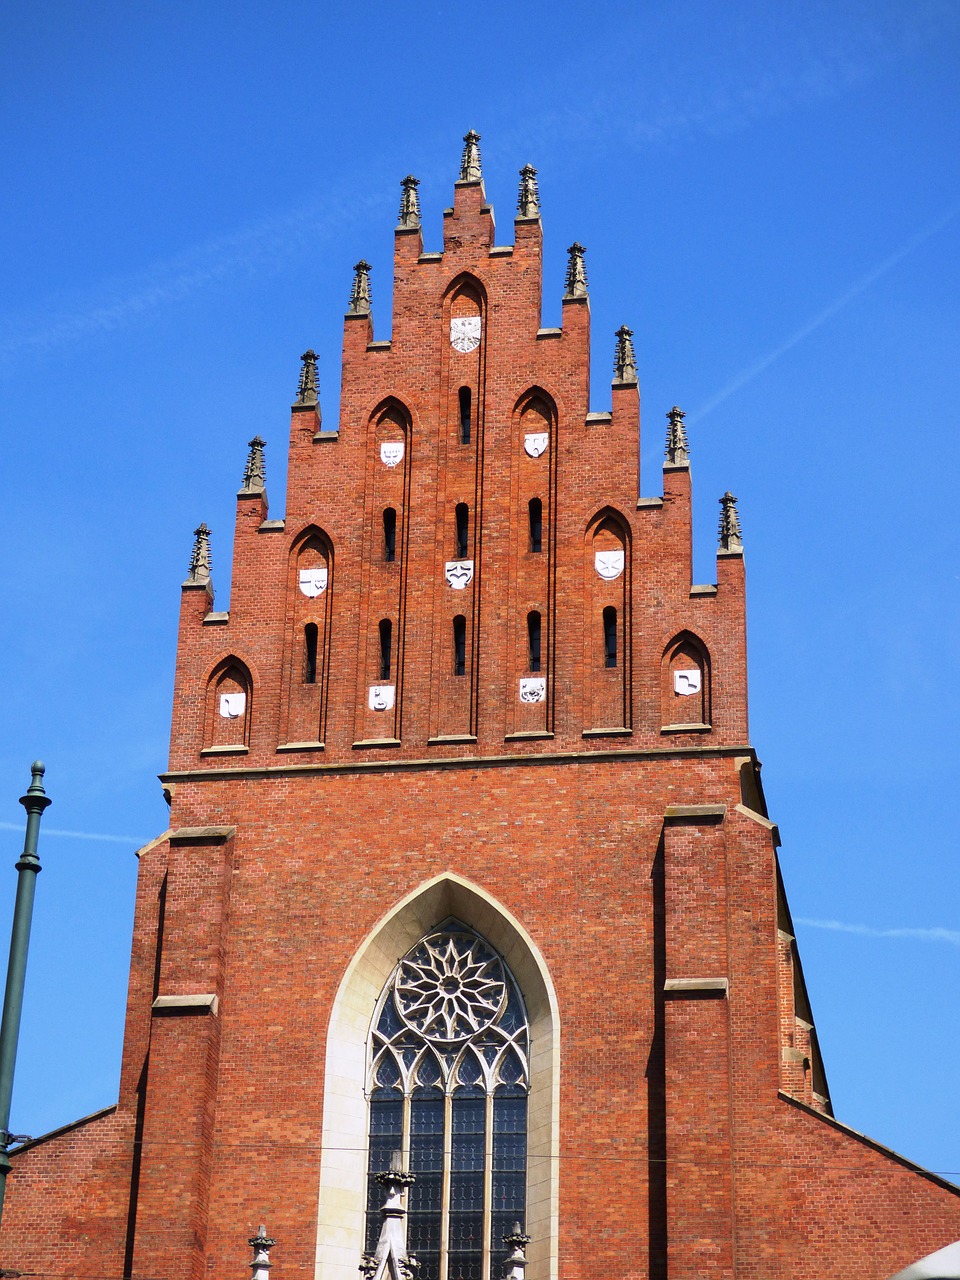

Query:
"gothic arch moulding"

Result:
[[281, 527, 335, 747], [583, 508, 632, 731], [661, 630, 711, 731], [202, 655, 254, 752], [315, 873, 560, 1280]]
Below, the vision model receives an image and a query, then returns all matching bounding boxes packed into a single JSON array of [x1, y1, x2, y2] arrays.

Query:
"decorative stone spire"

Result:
[[362, 1150, 418, 1280], [718, 491, 743, 553], [664, 405, 689, 466], [248, 1225, 276, 1280], [516, 165, 540, 218], [501, 1224, 530, 1280], [296, 349, 319, 406], [240, 436, 266, 494], [564, 243, 588, 299], [459, 130, 482, 183], [348, 261, 372, 315], [397, 176, 421, 230], [186, 523, 212, 585], [613, 325, 638, 384]]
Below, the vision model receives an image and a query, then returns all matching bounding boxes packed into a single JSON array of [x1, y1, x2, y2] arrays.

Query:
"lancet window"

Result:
[[364, 922, 529, 1280]]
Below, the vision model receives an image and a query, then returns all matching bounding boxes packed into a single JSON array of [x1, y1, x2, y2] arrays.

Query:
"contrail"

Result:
[[0, 820, 144, 845], [796, 917, 960, 947], [689, 205, 959, 424]]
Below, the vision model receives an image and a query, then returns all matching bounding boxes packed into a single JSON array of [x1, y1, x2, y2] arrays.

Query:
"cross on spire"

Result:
[[297, 349, 319, 405], [564, 243, 588, 299], [613, 325, 638, 384], [459, 130, 482, 183], [665, 406, 689, 466], [241, 436, 266, 494], [718, 491, 743, 552], [517, 165, 540, 218], [348, 261, 372, 315], [397, 176, 421, 230]]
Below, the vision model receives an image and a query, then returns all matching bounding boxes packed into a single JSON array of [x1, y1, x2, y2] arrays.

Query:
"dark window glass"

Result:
[[449, 1088, 485, 1280], [456, 504, 469, 559], [408, 1090, 444, 1280], [528, 498, 542, 553], [454, 615, 466, 677], [527, 612, 541, 673], [491, 1087, 528, 1259], [304, 623, 319, 684], [383, 508, 397, 562], [379, 619, 393, 681], [603, 606, 617, 668], [364, 1090, 403, 1252], [459, 387, 472, 443]]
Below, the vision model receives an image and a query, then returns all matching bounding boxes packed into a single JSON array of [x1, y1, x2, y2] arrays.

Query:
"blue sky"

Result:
[[1, 0, 958, 1179]]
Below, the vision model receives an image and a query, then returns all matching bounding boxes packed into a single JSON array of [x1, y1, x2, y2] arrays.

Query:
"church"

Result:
[[2, 132, 958, 1279]]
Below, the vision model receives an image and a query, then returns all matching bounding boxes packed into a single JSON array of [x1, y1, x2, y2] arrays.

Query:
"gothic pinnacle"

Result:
[[248, 1225, 276, 1280], [241, 436, 266, 493], [613, 325, 638, 384], [502, 1224, 531, 1280], [459, 130, 482, 183], [517, 164, 540, 218], [187, 523, 212, 585], [665, 405, 689, 466], [348, 261, 372, 315], [564, 243, 588, 299], [718, 491, 743, 553], [397, 175, 421, 229], [297, 349, 319, 405]]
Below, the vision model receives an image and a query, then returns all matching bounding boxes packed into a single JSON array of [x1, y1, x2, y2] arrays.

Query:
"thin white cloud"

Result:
[[796, 917, 960, 947], [0, 820, 143, 845], [689, 205, 959, 424]]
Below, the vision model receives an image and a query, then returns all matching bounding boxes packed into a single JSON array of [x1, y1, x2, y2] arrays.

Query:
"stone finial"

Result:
[[248, 1225, 276, 1280], [186, 523, 212, 585], [665, 405, 689, 466], [564, 243, 588, 299], [459, 130, 483, 183], [502, 1224, 531, 1280], [613, 325, 638, 384], [718, 491, 743, 552], [517, 165, 540, 218], [241, 436, 266, 493], [297, 349, 319, 406], [397, 176, 421, 230], [363, 1150, 418, 1280], [348, 261, 372, 315]]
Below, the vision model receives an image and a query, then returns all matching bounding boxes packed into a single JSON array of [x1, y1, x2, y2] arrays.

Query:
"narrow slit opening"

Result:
[[527, 611, 542, 673], [528, 498, 542, 553], [455, 504, 469, 559], [383, 507, 397, 562], [453, 615, 466, 677], [458, 387, 471, 443], [304, 623, 319, 684], [603, 606, 617, 668], [379, 619, 393, 681]]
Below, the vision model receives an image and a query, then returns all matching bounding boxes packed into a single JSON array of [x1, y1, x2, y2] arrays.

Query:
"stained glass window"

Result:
[[364, 923, 530, 1280]]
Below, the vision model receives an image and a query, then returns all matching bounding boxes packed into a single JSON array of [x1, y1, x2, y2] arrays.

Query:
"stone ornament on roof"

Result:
[[459, 130, 483, 182], [564, 243, 588, 298], [348, 261, 372, 315], [297, 348, 319, 405], [665, 405, 689, 466], [613, 325, 638, 384], [501, 1224, 531, 1280], [718, 491, 743, 552], [397, 176, 421, 230], [240, 436, 266, 493], [517, 164, 540, 218], [248, 1225, 276, 1280], [186, 523, 212, 584]]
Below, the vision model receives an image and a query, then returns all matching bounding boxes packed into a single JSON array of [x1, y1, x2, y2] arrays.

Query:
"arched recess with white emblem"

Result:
[[583, 508, 631, 733], [660, 630, 711, 732], [203, 655, 253, 753], [279, 525, 334, 749], [315, 873, 560, 1280], [357, 399, 413, 745], [507, 389, 558, 739]]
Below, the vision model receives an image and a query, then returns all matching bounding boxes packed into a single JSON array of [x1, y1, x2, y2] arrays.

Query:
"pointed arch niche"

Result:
[[660, 631, 711, 732], [202, 656, 253, 754], [583, 509, 631, 734], [279, 526, 334, 750], [315, 874, 559, 1280]]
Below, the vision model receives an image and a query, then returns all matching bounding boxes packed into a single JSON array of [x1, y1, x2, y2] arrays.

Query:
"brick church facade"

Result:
[[2, 133, 958, 1279]]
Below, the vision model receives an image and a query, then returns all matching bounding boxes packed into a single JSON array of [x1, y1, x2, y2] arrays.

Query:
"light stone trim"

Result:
[[203, 612, 230, 625], [636, 497, 664, 510], [152, 993, 219, 1015], [689, 584, 718, 596], [315, 873, 560, 1280], [664, 977, 728, 997], [259, 519, 286, 531]]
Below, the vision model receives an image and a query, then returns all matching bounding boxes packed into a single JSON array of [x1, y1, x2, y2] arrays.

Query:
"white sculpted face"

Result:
[[445, 561, 474, 590], [523, 433, 549, 458], [219, 692, 246, 719], [380, 442, 404, 468], [594, 550, 625, 580], [673, 669, 702, 696], [518, 678, 546, 703], [298, 567, 328, 597], [450, 316, 481, 353]]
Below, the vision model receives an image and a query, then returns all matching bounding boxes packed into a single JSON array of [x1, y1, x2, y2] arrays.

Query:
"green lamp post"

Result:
[[0, 762, 51, 1227]]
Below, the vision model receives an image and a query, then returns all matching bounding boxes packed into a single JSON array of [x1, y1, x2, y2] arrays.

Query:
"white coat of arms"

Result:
[[450, 317, 481, 353], [673, 669, 702, 696], [594, 550, 625, 580], [519, 678, 546, 703], [369, 685, 396, 712], [219, 692, 246, 719], [445, 560, 474, 590], [298, 567, 328, 597], [380, 442, 405, 467], [524, 433, 549, 458]]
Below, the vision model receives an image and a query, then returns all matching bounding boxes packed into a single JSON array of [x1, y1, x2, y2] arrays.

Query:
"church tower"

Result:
[[2, 133, 959, 1280]]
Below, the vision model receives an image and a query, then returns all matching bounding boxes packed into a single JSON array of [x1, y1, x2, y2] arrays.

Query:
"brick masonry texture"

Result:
[[2, 161, 958, 1280]]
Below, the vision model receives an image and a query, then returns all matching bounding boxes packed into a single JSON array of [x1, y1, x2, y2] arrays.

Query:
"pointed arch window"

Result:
[[364, 923, 529, 1280]]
